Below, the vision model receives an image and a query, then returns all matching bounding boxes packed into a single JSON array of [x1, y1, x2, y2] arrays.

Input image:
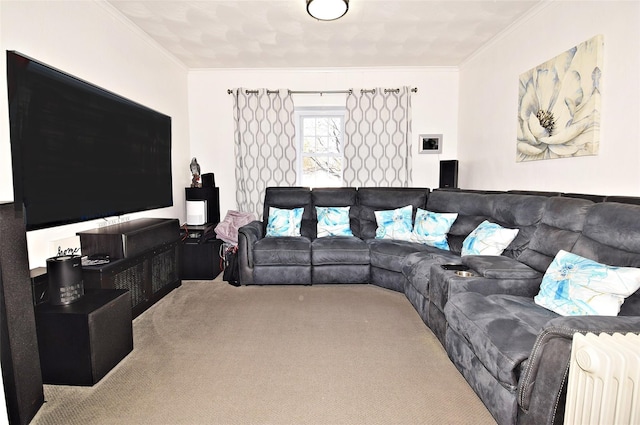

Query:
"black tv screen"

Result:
[[6, 51, 173, 231]]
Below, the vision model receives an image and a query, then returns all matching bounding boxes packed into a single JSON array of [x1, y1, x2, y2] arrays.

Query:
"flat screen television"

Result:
[[6, 51, 173, 231]]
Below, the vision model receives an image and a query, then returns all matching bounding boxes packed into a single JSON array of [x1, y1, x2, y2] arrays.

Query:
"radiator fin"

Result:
[[564, 332, 640, 425]]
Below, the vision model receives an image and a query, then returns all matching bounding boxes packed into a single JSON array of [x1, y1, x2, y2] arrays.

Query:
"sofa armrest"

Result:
[[237, 220, 264, 285], [517, 316, 640, 425], [461, 255, 542, 279]]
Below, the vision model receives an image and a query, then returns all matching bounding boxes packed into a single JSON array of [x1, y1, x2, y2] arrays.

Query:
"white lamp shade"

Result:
[[307, 0, 349, 21]]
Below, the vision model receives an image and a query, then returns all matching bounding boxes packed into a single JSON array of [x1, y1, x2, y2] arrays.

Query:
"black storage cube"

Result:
[[181, 239, 223, 280], [35, 289, 133, 386]]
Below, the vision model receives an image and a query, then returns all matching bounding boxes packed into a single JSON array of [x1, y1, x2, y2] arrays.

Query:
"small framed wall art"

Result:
[[419, 134, 443, 154]]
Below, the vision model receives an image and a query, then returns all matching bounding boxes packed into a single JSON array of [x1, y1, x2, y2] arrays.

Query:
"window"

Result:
[[295, 108, 345, 187]]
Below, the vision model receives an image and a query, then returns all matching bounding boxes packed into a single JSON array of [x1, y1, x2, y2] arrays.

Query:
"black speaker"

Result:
[[201, 173, 215, 188], [0, 203, 44, 424], [46, 255, 83, 305], [439, 160, 459, 189]]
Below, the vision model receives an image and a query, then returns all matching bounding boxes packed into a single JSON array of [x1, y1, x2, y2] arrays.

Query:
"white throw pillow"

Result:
[[316, 206, 353, 237], [265, 207, 304, 237], [535, 250, 640, 316], [461, 220, 519, 256], [374, 205, 413, 241], [411, 209, 457, 250]]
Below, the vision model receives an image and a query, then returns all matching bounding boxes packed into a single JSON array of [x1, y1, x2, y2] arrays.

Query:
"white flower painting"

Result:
[[517, 35, 603, 162]]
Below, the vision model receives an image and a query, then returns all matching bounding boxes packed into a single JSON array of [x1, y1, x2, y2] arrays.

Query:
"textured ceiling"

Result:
[[106, 0, 542, 69]]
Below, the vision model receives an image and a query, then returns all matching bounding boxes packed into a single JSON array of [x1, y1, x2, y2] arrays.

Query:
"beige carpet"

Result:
[[31, 280, 496, 425]]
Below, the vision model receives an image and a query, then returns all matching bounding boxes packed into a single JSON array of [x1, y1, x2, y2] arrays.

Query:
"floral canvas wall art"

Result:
[[517, 35, 603, 162]]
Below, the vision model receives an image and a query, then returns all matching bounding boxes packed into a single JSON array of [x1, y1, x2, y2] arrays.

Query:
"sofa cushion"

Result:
[[572, 202, 640, 265], [311, 187, 357, 206], [311, 237, 369, 265], [262, 187, 314, 239], [311, 187, 360, 238], [571, 201, 640, 316], [426, 190, 493, 254], [517, 196, 593, 273], [444, 292, 558, 388], [368, 239, 436, 273], [253, 237, 311, 266], [487, 193, 548, 259], [534, 250, 640, 316]]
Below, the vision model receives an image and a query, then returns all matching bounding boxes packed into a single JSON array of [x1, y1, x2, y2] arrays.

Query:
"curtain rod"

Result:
[[226, 88, 418, 95]]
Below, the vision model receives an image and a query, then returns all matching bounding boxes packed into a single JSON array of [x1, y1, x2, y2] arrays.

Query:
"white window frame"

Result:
[[294, 107, 346, 187]]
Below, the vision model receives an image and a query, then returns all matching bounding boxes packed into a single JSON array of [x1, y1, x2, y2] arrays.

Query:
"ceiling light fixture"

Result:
[[306, 0, 349, 21]]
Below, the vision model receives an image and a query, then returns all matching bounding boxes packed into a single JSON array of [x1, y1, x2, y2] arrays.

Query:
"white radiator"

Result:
[[564, 332, 640, 425]]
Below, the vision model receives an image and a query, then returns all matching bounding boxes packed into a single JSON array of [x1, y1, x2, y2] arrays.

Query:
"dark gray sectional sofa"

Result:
[[238, 186, 433, 288], [237, 186, 640, 425]]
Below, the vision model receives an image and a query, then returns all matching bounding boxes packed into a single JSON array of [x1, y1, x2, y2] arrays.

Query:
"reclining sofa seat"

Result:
[[310, 187, 370, 284], [358, 187, 432, 291], [402, 190, 550, 331], [238, 187, 314, 285], [443, 200, 640, 425]]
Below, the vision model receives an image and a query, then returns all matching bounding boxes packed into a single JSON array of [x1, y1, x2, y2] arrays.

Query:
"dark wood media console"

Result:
[[77, 218, 182, 318]]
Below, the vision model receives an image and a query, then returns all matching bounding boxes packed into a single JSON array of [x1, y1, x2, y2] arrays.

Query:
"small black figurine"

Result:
[[190, 157, 201, 187]]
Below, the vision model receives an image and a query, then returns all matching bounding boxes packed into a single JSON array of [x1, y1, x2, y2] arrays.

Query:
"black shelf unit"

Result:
[[181, 187, 223, 280], [185, 187, 220, 224]]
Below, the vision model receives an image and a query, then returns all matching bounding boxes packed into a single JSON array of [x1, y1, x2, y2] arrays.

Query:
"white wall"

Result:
[[1, 1, 191, 268], [188, 67, 459, 215], [458, 1, 640, 195]]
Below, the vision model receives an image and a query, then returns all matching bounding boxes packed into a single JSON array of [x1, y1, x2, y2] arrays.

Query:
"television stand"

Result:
[[77, 218, 181, 318]]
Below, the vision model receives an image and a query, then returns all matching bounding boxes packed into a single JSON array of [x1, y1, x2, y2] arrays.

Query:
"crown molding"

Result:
[[94, 0, 188, 72], [189, 66, 459, 74], [459, 0, 555, 69]]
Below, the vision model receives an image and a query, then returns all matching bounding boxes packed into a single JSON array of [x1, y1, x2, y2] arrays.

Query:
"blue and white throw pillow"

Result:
[[411, 209, 458, 250], [265, 207, 304, 237], [316, 206, 353, 237], [535, 250, 640, 316], [374, 205, 413, 241], [461, 220, 519, 256]]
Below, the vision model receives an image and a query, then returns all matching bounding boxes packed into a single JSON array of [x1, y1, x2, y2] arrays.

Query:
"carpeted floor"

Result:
[[31, 279, 496, 425]]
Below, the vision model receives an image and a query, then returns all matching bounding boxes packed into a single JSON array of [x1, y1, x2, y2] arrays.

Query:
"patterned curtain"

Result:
[[232, 88, 296, 217], [343, 87, 413, 187]]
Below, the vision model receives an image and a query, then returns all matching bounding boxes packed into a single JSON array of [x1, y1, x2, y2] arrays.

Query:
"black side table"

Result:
[[35, 289, 133, 386]]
